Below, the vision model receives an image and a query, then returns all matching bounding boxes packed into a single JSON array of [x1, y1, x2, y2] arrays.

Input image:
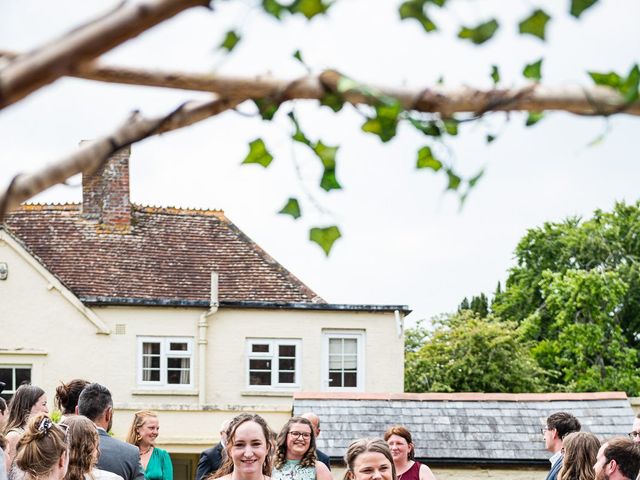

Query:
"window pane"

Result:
[[329, 371, 342, 387], [143, 342, 160, 355], [167, 369, 190, 384], [0, 369, 12, 390], [279, 358, 295, 371], [249, 372, 271, 386], [343, 355, 358, 369], [344, 372, 357, 387], [169, 342, 188, 351], [279, 372, 295, 383], [329, 338, 341, 354], [252, 344, 270, 353], [143, 356, 161, 369], [279, 345, 295, 357], [328, 355, 342, 369], [343, 339, 357, 354], [249, 359, 271, 370], [16, 368, 31, 387], [143, 369, 160, 381], [168, 357, 189, 369]]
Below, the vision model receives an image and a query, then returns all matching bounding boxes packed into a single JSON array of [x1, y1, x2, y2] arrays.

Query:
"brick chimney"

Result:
[[81, 144, 131, 227]]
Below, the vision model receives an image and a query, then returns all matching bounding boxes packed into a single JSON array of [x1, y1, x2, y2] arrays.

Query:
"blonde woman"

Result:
[[126, 411, 172, 480]]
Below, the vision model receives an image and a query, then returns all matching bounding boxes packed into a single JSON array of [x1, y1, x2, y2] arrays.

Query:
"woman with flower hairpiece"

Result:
[[14, 413, 68, 480], [126, 411, 172, 480]]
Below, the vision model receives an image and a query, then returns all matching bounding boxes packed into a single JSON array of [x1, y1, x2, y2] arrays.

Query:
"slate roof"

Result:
[[293, 392, 634, 465], [3, 203, 323, 304]]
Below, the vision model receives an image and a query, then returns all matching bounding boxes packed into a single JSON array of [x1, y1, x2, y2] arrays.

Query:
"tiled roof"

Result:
[[293, 392, 633, 465], [4, 203, 323, 304]]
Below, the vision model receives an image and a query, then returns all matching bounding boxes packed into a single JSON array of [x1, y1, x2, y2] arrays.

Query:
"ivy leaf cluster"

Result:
[[589, 64, 640, 104]]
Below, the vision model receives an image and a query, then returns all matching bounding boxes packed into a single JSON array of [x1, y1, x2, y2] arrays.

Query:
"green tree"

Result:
[[405, 310, 547, 393], [458, 293, 489, 317]]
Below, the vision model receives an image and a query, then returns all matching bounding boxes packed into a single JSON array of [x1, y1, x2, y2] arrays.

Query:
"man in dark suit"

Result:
[[301, 412, 331, 470], [543, 411, 581, 480], [196, 420, 230, 480], [78, 383, 144, 480]]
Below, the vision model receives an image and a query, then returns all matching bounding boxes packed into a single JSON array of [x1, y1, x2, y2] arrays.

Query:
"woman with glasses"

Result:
[[558, 432, 600, 480], [384, 426, 436, 480], [273, 417, 331, 480], [14, 413, 68, 480], [3, 384, 48, 467], [62, 415, 123, 480], [125, 411, 172, 480]]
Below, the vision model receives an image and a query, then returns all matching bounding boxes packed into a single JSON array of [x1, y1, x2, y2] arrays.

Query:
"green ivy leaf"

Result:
[[399, 1, 437, 33], [219, 30, 241, 52], [588, 71, 623, 89], [313, 141, 342, 191], [320, 92, 345, 112], [262, 0, 286, 19], [446, 169, 462, 191], [408, 117, 441, 137], [288, 111, 312, 146], [526, 111, 545, 127], [523, 58, 543, 81], [279, 198, 301, 219], [458, 19, 499, 45], [468, 169, 485, 188], [416, 146, 442, 171], [242, 139, 273, 167], [486, 134, 496, 144], [289, 0, 331, 19], [443, 118, 459, 136], [310, 226, 342, 256], [254, 99, 280, 121], [570, 0, 598, 18], [293, 50, 304, 64], [620, 64, 640, 103], [490, 65, 500, 85], [519, 9, 551, 41], [362, 101, 403, 142]]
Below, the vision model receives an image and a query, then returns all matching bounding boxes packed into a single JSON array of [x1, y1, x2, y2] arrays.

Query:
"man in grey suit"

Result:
[[78, 383, 144, 480]]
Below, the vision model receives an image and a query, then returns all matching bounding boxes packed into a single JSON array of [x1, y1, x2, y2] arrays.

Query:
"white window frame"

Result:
[[322, 331, 365, 392], [245, 339, 302, 390], [136, 337, 194, 389], [0, 365, 32, 399]]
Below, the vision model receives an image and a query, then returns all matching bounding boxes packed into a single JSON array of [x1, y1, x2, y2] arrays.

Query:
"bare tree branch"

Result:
[[1, 50, 637, 116], [0, 0, 209, 110], [0, 95, 240, 221]]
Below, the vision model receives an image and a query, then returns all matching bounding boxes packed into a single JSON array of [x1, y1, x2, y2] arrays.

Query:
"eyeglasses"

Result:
[[628, 431, 640, 439], [289, 431, 311, 440], [540, 426, 551, 435]]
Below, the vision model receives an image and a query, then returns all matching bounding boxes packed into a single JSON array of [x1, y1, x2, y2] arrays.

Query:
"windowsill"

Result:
[[241, 390, 296, 397], [132, 389, 199, 396], [0, 349, 48, 356]]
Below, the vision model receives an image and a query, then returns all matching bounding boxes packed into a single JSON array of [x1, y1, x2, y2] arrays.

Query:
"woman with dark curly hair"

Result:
[[3, 384, 48, 466], [272, 417, 331, 480], [212, 413, 273, 480], [62, 415, 123, 480], [55, 380, 90, 421]]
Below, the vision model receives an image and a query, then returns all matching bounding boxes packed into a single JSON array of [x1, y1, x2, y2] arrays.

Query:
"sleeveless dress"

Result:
[[273, 459, 316, 480], [398, 461, 422, 480]]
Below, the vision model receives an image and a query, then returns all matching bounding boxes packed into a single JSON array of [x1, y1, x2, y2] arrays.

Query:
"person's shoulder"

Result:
[[93, 469, 125, 480]]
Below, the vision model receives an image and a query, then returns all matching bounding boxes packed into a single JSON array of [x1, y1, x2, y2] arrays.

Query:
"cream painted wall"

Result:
[[1, 234, 404, 452]]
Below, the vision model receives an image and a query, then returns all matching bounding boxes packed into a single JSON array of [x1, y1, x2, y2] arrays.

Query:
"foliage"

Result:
[[458, 292, 489, 317], [404, 311, 547, 393]]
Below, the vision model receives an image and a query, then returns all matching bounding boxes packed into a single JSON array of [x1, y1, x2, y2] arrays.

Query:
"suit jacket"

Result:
[[316, 449, 331, 471], [96, 429, 145, 480], [196, 442, 224, 480], [545, 454, 563, 480]]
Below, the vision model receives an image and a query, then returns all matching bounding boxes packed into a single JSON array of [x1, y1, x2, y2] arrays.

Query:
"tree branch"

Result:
[[0, 95, 240, 221], [0, 0, 210, 110], [2, 50, 637, 116]]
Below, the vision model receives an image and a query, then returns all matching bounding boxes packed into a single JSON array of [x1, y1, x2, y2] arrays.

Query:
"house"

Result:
[[293, 391, 635, 480], [0, 146, 408, 480]]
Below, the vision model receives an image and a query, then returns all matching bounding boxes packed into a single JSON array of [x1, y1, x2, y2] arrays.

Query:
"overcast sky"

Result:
[[1, 1, 639, 325]]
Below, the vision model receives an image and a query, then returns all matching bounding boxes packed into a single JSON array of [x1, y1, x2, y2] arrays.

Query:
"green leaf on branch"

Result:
[[443, 118, 459, 136], [526, 111, 544, 126], [570, 0, 599, 18], [279, 198, 302, 219], [523, 59, 543, 81], [310, 226, 341, 256], [490, 65, 500, 84], [589, 64, 640, 103], [254, 99, 280, 120], [446, 169, 462, 191], [289, 0, 331, 19], [399, 1, 437, 33], [362, 100, 403, 142], [458, 19, 499, 45], [320, 92, 345, 112], [262, 0, 286, 19], [313, 141, 342, 191], [242, 139, 273, 167], [416, 146, 442, 171], [219, 30, 241, 52], [519, 9, 551, 41], [288, 111, 312, 146], [409, 117, 441, 137], [589, 71, 622, 89]]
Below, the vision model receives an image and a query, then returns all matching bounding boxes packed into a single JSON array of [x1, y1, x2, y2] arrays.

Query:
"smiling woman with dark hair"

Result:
[[3, 384, 48, 467], [272, 417, 332, 480]]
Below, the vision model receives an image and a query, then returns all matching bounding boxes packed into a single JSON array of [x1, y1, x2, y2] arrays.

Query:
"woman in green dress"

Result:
[[126, 411, 173, 480]]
